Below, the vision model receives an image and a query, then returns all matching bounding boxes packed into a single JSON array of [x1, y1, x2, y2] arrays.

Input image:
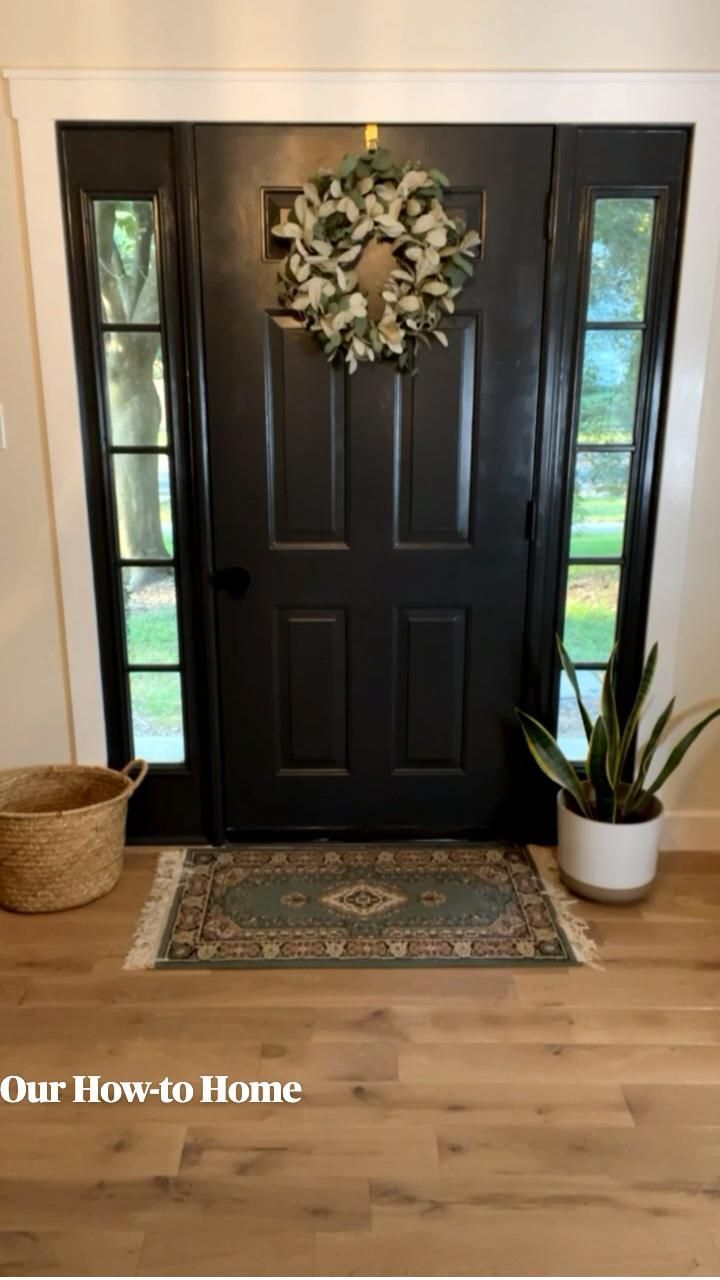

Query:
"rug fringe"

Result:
[[123, 849, 187, 970], [529, 845, 603, 970]]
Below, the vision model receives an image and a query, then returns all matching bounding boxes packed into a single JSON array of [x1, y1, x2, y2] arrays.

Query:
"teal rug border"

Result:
[[150, 843, 580, 969]]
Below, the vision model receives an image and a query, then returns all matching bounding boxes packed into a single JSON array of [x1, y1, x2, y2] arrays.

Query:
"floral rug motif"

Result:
[[125, 845, 594, 969]]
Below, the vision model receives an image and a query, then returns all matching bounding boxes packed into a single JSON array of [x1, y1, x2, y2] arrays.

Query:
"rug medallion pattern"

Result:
[[154, 845, 576, 968]]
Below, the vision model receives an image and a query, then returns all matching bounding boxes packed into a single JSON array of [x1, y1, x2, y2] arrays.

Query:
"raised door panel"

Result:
[[394, 315, 478, 546], [266, 315, 347, 547], [275, 608, 348, 772], [394, 607, 467, 771]]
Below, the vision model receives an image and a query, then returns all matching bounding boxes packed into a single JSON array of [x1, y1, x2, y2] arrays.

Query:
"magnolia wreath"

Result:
[[272, 147, 481, 374]]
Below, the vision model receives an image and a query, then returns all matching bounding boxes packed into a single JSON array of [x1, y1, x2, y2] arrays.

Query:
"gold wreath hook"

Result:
[[364, 123, 379, 153]]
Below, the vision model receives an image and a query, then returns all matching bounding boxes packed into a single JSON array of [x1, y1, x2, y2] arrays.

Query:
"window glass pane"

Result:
[[577, 329, 642, 444], [129, 671, 185, 764], [122, 566, 179, 666], [557, 669, 604, 761], [93, 199, 159, 325], [112, 454, 174, 559], [587, 197, 655, 323], [570, 452, 631, 559], [103, 332, 167, 447], [563, 564, 620, 663]]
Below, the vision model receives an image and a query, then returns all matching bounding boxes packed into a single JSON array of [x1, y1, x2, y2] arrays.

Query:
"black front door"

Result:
[[195, 125, 553, 836]]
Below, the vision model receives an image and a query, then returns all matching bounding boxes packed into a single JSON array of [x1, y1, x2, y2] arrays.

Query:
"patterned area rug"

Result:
[[126, 845, 597, 969]]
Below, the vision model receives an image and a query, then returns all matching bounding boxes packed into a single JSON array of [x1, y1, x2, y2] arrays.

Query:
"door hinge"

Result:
[[525, 498, 538, 542], [544, 189, 556, 243]]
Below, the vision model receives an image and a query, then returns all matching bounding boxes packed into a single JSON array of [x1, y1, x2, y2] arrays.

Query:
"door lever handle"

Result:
[[210, 565, 251, 600]]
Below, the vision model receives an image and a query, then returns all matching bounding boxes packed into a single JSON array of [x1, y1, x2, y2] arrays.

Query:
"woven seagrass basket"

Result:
[[0, 760, 148, 913]]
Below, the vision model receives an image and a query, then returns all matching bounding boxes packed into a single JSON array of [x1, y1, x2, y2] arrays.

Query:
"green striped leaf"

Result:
[[644, 707, 720, 799], [557, 635, 593, 742], [618, 642, 658, 779], [601, 648, 621, 785], [516, 710, 590, 817], [587, 716, 616, 822], [624, 696, 675, 814]]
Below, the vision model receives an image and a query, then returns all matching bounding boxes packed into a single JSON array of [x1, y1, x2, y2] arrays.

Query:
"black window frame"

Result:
[[59, 124, 222, 842], [522, 125, 690, 835]]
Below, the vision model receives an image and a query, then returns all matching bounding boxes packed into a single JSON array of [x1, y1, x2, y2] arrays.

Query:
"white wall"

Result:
[[1, 0, 719, 821], [665, 248, 720, 818], [2, 0, 720, 71], [0, 79, 73, 765]]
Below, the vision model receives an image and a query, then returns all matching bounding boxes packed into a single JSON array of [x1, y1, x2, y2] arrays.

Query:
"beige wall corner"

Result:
[[662, 249, 720, 817], [0, 80, 73, 766]]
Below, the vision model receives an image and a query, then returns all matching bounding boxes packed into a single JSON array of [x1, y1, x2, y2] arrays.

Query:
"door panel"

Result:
[[195, 124, 554, 835], [394, 608, 468, 771], [276, 608, 348, 772], [266, 319, 347, 546], [394, 316, 477, 546]]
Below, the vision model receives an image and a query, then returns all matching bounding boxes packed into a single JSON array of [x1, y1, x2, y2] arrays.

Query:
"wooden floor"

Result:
[[1, 849, 720, 1276]]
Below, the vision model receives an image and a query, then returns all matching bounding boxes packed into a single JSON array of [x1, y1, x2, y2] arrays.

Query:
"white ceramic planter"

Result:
[[556, 789, 663, 903]]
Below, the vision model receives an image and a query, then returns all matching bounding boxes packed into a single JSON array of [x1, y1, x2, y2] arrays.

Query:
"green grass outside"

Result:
[[570, 494, 626, 559], [126, 606, 179, 666], [563, 566, 619, 663], [129, 670, 182, 734], [563, 606, 616, 663]]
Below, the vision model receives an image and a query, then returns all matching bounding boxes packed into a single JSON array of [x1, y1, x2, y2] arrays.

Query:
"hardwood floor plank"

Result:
[[257, 1080, 635, 1128], [0, 1229, 144, 1277], [640, 872, 720, 921], [433, 1124, 720, 1185], [316, 1215, 720, 1276], [179, 1120, 438, 1178], [0, 1122, 185, 1179], [590, 919, 720, 962], [306, 1005, 720, 1044], [399, 1042, 720, 1085], [136, 1226, 315, 1276], [0, 1176, 370, 1233], [515, 968, 720, 1009], [0, 1038, 262, 1082], [259, 1040, 399, 1081], [23, 968, 519, 1008], [623, 1083, 720, 1126]]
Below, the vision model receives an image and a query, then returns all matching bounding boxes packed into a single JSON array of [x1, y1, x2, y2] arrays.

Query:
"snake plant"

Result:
[[517, 640, 720, 823]]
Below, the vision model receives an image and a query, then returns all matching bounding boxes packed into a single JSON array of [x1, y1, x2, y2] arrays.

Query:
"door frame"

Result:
[[6, 69, 720, 847]]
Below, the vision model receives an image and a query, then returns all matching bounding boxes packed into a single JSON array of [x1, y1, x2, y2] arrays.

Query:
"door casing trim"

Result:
[[5, 69, 720, 776]]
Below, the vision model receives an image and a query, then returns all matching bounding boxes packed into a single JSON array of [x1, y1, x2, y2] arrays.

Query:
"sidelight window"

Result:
[[557, 196, 657, 759], [90, 199, 186, 764]]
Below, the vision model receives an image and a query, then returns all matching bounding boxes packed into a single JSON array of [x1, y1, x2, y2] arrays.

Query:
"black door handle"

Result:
[[210, 566, 251, 600]]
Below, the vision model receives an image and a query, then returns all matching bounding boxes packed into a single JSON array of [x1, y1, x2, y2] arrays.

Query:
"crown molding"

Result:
[[4, 66, 720, 122]]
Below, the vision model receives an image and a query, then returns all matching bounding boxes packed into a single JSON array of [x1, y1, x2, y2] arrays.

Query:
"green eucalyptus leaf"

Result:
[[339, 153, 359, 178], [428, 167, 450, 186], [452, 252, 474, 276], [371, 148, 393, 171]]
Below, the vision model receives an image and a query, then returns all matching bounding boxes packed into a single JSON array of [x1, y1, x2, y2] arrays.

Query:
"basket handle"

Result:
[[120, 759, 149, 792]]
